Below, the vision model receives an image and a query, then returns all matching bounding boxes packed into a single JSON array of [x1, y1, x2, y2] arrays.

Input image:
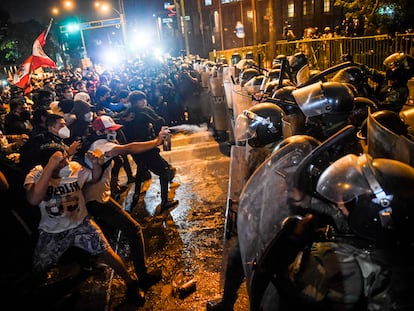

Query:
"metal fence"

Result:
[[212, 33, 414, 72]]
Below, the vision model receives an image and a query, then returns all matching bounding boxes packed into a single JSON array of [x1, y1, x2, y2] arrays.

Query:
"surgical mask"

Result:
[[58, 126, 71, 139], [59, 164, 72, 178], [124, 102, 131, 109], [107, 130, 117, 142], [84, 112, 93, 122]]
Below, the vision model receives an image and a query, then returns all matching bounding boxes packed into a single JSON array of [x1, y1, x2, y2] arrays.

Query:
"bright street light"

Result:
[[94, 0, 128, 55]]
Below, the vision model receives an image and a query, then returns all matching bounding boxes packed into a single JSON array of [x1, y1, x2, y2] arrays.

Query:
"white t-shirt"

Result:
[[24, 161, 92, 233], [83, 139, 117, 204]]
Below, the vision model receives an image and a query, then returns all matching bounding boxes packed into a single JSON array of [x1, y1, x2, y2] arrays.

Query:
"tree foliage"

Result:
[[334, 0, 412, 34]]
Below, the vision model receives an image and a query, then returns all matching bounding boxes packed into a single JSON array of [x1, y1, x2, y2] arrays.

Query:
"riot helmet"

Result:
[[358, 109, 409, 142], [292, 81, 355, 117], [234, 102, 285, 147], [273, 134, 320, 154], [371, 110, 408, 136], [245, 51, 254, 60], [288, 52, 310, 86], [316, 153, 414, 242], [331, 66, 367, 91], [383, 52, 414, 82], [239, 68, 260, 87]]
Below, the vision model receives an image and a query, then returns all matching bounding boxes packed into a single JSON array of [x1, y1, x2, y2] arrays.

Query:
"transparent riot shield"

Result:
[[237, 125, 356, 311], [237, 136, 317, 311]]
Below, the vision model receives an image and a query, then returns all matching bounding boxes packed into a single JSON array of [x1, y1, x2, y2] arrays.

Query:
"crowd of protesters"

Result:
[[0, 54, 212, 307]]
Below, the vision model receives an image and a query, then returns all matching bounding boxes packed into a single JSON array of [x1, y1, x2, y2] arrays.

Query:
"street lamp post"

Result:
[[95, 0, 128, 53], [117, 0, 127, 48]]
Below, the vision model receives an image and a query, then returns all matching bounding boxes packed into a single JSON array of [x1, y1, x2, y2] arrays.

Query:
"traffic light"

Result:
[[60, 22, 80, 34]]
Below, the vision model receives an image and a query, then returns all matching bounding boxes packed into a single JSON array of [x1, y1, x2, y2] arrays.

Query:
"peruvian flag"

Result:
[[31, 30, 56, 70], [12, 23, 56, 91], [13, 55, 33, 89]]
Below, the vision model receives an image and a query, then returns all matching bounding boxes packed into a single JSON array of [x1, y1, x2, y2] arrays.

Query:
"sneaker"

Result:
[[160, 199, 179, 212], [126, 282, 145, 306], [139, 269, 162, 291]]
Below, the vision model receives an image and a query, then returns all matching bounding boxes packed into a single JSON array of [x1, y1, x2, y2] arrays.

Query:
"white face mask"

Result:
[[58, 164, 72, 178], [84, 111, 93, 122], [58, 126, 71, 139], [106, 130, 117, 142]]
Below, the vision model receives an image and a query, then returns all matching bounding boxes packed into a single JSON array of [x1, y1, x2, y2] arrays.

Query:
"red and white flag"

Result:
[[31, 30, 56, 70], [11, 22, 56, 91], [13, 55, 33, 89]]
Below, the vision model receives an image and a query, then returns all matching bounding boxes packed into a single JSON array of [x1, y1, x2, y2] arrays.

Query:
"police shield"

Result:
[[237, 135, 318, 310], [367, 108, 414, 167]]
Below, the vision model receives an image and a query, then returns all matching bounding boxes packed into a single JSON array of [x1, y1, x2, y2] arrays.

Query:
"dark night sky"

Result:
[[0, 0, 165, 24], [1, 0, 66, 23]]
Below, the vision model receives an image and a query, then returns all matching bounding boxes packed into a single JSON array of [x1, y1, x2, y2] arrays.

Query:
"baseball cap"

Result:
[[74, 91, 91, 104], [92, 115, 123, 131]]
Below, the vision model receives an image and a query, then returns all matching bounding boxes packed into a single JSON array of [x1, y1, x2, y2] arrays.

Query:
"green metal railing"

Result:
[[212, 33, 414, 72]]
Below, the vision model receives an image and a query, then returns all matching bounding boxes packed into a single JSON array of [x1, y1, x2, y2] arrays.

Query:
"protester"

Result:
[[24, 144, 146, 304], [3, 97, 32, 135], [19, 113, 81, 175], [81, 115, 169, 290], [120, 90, 178, 212]]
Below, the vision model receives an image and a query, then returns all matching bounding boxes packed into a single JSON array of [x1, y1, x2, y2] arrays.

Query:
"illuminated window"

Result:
[[205, 0, 212, 5], [222, 0, 240, 3], [323, 0, 330, 13], [303, 0, 315, 15], [288, 1, 295, 18]]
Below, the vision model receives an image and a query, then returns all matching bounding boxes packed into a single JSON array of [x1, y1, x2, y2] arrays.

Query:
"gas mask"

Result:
[[106, 130, 117, 142], [58, 126, 71, 139], [58, 164, 72, 178]]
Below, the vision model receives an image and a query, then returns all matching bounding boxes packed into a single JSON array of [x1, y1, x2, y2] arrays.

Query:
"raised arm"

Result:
[[104, 126, 169, 158]]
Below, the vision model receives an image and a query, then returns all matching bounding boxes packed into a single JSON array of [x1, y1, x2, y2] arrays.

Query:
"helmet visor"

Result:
[[234, 111, 273, 142], [235, 114, 256, 142], [316, 154, 372, 204], [292, 82, 330, 117]]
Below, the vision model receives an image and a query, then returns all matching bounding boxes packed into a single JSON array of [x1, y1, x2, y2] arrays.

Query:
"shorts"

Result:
[[33, 217, 110, 274]]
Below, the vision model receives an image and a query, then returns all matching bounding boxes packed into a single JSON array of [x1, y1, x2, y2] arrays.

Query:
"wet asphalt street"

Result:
[[12, 124, 249, 311]]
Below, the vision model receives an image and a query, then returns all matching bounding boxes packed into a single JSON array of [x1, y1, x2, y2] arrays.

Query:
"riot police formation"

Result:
[[208, 51, 414, 311]]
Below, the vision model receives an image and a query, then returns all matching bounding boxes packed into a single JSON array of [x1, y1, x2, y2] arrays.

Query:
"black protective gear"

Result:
[[316, 153, 414, 243], [248, 103, 285, 147], [293, 81, 355, 117], [239, 68, 260, 87], [288, 52, 310, 86], [383, 52, 414, 82], [234, 103, 285, 147]]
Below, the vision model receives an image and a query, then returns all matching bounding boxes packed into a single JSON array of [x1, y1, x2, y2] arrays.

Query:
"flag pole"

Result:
[[45, 18, 54, 40]]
